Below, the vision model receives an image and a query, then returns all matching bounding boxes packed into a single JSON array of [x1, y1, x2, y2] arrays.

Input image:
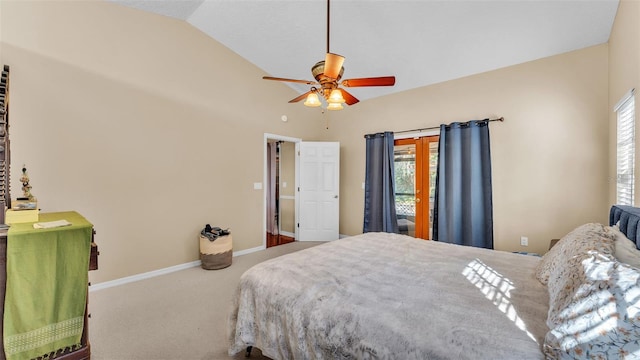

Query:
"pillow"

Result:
[[609, 225, 640, 268], [535, 223, 615, 285], [543, 259, 640, 359], [542, 224, 616, 326], [546, 249, 613, 327]]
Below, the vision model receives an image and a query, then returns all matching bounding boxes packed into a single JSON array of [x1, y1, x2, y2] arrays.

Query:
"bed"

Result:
[[228, 206, 640, 359]]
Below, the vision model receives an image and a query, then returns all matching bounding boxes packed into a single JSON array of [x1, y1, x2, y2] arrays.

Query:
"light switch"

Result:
[[282, 182, 287, 188], [253, 182, 262, 190]]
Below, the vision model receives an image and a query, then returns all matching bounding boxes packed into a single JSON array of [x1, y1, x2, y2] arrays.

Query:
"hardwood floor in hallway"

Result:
[[266, 233, 295, 248]]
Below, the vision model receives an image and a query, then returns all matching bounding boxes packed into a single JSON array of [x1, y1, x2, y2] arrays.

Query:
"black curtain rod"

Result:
[[394, 117, 505, 135]]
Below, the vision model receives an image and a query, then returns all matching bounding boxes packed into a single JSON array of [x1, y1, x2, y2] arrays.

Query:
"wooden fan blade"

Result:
[[341, 76, 396, 87], [289, 91, 313, 103], [263, 76, 317, 85], [324, 53, 345, 79], [339, 88, 359, 106]]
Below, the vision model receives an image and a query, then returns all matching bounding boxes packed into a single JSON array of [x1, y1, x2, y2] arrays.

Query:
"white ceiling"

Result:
[[111, 0, 619, 103]]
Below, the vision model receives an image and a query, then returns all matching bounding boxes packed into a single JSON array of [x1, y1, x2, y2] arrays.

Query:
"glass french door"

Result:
[[393, 136, 439, 239]]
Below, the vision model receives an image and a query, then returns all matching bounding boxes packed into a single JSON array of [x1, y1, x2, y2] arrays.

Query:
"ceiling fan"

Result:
[[263, 0, 396, 110]]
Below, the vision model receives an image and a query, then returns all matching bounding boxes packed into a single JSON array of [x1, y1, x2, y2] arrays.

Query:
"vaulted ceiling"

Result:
[[111, 0, 619, 103]]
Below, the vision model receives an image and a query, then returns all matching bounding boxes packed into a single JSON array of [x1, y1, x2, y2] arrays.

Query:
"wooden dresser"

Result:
[[0, 64, 99, 360], [0, 214, 99, 360]]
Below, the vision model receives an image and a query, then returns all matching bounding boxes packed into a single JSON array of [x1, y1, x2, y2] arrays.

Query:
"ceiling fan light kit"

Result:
[[327, 102, 344, 111], [328, 89, 345, 104], [303, 92, 322, 107], [262, 0, 396, 111]]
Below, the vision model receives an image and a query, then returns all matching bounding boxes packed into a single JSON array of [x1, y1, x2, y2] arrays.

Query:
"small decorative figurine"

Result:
[[20, 164, 34, 201]]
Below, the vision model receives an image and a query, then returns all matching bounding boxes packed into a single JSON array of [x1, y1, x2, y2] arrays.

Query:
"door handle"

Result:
[[415, 198, 421, 203], [334, 195, 339, 199]]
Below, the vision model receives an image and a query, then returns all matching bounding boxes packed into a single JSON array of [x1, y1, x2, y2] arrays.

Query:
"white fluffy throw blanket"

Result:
[[228, 233, 548, 359]]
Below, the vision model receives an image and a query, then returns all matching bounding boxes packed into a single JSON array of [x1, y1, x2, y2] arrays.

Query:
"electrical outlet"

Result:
[[520, 236, 528, 246]]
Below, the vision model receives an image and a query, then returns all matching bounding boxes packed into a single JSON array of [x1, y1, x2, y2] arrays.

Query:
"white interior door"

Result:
[[296, 142, 340, 241]]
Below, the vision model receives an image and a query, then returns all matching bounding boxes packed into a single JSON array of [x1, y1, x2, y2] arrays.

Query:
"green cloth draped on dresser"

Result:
[[3, 211, 92, 360]]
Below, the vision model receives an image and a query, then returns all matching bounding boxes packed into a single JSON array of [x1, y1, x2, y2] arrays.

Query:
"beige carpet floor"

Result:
[[88, 241, 323, 360]]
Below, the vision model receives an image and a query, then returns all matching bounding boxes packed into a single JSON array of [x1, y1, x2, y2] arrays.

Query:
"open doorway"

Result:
[[264, 134, 301, 248]]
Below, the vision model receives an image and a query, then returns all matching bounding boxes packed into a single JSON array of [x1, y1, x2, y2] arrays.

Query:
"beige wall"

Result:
[[0, 0, 325, 283], [609, 0, 640, 205], [323, 44, 610, 256], [0, 0, 619, 282]]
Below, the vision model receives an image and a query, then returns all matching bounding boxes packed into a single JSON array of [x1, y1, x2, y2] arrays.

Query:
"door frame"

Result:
[[394, 129, 439, 141], [394, 129, 439, 239], [263, 133, 302, 249]]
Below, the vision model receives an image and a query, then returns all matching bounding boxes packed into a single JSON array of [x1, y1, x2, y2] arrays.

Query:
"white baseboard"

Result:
[[279, 231, 295, 238], [90, 245, 265, 292], [233, 245, 265, 256]]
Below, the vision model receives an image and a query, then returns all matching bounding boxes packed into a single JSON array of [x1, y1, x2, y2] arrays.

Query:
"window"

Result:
[[394, 142, 416, 237], [616, 89, 636, 205]]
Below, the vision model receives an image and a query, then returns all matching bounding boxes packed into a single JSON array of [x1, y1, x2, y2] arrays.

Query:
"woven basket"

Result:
[[199, 234, 232, 270]]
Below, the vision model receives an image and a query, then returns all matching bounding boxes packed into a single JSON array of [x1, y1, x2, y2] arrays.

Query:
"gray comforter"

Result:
[[228, 232, 549, 359]]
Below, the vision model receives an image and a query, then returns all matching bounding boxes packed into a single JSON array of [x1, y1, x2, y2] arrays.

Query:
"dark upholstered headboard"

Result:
[[610, 205, 640, 249]]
